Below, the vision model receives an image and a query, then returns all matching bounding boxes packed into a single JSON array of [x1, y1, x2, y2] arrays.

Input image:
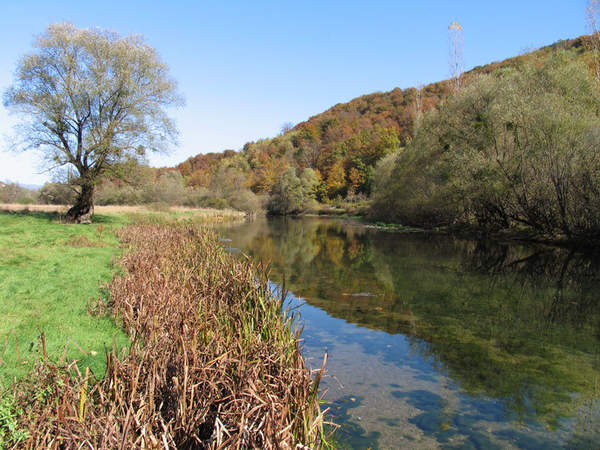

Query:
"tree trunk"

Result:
[[65, 183, 94, 224]]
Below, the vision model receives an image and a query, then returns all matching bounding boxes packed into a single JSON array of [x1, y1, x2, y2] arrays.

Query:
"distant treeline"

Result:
[[5, 167, 263, 213], [0, 182, 38, 204]]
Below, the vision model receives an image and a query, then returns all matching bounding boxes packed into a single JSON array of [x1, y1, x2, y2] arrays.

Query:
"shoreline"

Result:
[[286, 211, 600, 251]]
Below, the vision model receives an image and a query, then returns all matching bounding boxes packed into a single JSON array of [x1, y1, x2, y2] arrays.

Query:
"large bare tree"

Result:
[[3, 23, 182, 222]]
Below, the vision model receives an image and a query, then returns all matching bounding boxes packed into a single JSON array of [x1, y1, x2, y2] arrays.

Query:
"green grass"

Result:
[[0, 211, 129, 383]]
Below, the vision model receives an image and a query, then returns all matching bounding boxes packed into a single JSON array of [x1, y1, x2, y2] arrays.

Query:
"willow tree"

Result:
[[3, 23, 182, 222]]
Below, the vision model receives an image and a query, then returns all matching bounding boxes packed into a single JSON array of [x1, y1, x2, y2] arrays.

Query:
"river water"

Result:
[[215, 216, 600, 449]]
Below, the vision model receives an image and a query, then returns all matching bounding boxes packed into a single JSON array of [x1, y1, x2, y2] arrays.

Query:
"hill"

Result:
[[174, 36, 592, 202]]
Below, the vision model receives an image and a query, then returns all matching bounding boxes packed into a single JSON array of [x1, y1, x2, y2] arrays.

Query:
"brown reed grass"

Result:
[[1, 224, 330, 448]]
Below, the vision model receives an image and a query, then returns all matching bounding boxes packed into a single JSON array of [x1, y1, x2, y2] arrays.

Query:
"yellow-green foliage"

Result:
[[371, 51, 600, 239]]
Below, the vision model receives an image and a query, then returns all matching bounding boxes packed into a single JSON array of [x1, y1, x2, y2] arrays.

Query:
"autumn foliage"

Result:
[[173, 36, 593, 207]]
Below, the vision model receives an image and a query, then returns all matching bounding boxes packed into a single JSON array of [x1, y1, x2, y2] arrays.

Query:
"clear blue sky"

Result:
[[0, 0, 589, 185]]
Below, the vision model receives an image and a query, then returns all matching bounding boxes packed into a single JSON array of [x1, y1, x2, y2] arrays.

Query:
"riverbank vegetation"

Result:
[[172, 36, 600, 237], [0, 203, 246, 222], [0, 213, 329, 447], [173, 37, 595, 215], [371, 52, 600, 242], [1, 166, 264, 214]]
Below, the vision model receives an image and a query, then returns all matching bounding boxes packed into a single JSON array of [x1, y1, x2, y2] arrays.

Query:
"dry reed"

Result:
[[2, 224, 329, 448]]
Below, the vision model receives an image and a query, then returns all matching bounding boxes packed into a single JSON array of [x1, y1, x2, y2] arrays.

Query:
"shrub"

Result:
[[371, 52, 600, 238], [38, 182, 78, 205], [0, 183, 40, 204], [228, 189, 262, 213], [267, 167, 319, 215]]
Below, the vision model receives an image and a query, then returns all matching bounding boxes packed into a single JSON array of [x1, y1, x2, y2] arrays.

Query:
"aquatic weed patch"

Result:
[[5, 223, 329, 448]]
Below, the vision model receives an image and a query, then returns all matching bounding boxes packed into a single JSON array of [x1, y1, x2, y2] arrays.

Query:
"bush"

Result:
[[203, 197, 230, 210], [0, 183, 39, 204], [39, 183, 78, 205], [371, 52, 600, 238], [182, 187, 210, 207], [267, 167, 319, 215], [228, 189, 262, 213], [38, 183, 77, 205], [95, 181, 142, 205]]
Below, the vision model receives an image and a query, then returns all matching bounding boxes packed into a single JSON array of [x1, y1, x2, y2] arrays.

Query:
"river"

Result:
[[215, 216, 600, 449]]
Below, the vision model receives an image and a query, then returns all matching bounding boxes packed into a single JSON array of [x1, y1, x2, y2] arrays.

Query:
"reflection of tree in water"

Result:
[[222, 217, 323, 272], [465, 241, 600, 344], [224, 217, 600, 429], [372, 236, 600, 428]]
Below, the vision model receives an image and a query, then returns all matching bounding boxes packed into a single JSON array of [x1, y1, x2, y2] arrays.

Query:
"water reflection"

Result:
[[216, 217, 600, 448]]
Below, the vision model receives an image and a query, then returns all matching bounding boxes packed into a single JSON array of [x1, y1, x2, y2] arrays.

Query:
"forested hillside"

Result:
[[371, 41, 600, 240], [174, 36, 591, 206], [44, 34, 595, 224]]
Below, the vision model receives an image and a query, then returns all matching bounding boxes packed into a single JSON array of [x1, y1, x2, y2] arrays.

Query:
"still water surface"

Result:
[[216, 217, 600, 449]]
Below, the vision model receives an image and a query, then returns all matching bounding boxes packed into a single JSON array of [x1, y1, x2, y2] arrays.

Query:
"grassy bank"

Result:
[[0, 211, 129, 382], [1, 219, 329, 447], [0, 205, 246, 383]]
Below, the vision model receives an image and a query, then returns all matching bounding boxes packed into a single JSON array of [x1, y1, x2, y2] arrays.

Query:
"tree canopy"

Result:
[[3, 23, 182, 222]]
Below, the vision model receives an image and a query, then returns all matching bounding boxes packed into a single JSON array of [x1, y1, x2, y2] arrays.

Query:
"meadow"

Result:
[[0, 210, 129, 382]]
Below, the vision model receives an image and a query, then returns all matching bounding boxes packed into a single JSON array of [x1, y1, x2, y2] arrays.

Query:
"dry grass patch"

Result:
[[0, 203, 68, 213], [0, 203, 247, 222], [64, 234, 105, 248]]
